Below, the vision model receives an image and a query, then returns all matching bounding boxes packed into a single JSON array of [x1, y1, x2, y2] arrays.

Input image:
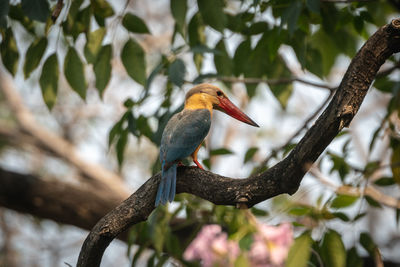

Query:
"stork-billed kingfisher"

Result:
[[155, 83, 259, 206]]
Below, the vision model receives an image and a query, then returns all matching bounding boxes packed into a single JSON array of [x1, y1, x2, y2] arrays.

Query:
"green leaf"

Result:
[[364, 196, 382, 208], [332, 212, 350, 222], [353, 212, 366, 222], [305, 47, 324, 78], [353, 16, 364, 34], [23, 37, 47, 79], [374, 77, 400, 93], [116, 128, 128, 167], [243, 22, 268, 36], [128, 112, 138, 136], [131, 245, 146, 266], [121, 38, 146, 85], [202, 158, 211, 169], [188, 13, 205, 72], [0, 16, 6, 29], [360, 232, 378, 256], [39, 54, 58, 110], [346, 247, 363, 267], [84, 28, 106, 64], [250, 207, 268, 217], [0, 0, 9, 17], [306, 0, 320, 13], [330, 194, 358, 209], [128, 113, 153, 140], [0, 28, 19, 76], [263, 28, 287, 62], [397, 208, 400, 227], [62, 4, 91, 40], [214, 39, 233, 76], [122, 13, 150, 34], [328, 152, 350, 180], [266, 56, 293, 108], [233, 39, 251, 76], [289, 206, 312, 216], [0, 0, 9, 27], [108, 113, 127, 147], [94, 44, 112, 96], [374, 177, 395, 186], [281, 1, 302, 35], [244, 147, 258, 163], [210, 148, 233, 156], [64, 47, 87, 99], [188, 13, 205, 47], [90, 0, 114, 18], [168, 59, 186, 87], [309, 30, 338, 77], [320, 229, 346, 267], [197, 0, 227, 32], [243, 33, 268, 77], [226, 13, 247, 33], [170, 0, 187, 33], [286, 231, 312, 267], [21, 0, 49, 22], [124, 98, 135, 108], [136, 115, 153, 139], [391, 141, 400, 185], [239, 234, 253, 251], [8, 5, 35, 33]]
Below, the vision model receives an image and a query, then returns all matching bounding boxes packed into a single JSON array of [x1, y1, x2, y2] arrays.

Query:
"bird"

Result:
[[155, 83, 259, 206]]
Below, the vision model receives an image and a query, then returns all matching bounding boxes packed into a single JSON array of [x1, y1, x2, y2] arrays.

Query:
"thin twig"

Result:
[[309, 167, 400, 209], [218, 76, 337, 91]]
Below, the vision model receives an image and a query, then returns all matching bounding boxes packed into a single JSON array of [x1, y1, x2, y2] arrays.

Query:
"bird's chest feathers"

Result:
[[184, 94, 214, 116]]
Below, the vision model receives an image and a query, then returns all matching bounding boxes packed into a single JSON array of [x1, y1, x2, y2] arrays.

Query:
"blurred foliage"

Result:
[[1, 0, 400, 266]]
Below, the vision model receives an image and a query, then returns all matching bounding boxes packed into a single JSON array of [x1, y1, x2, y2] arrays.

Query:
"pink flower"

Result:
[[183, 224, 240, 267], [183, 222, 293, 267], [249, 223, 293, 266], [183, 224, 222, 267]]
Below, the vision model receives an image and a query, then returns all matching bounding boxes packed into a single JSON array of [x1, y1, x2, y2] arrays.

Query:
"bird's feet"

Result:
[[193, 159, 204, 169]]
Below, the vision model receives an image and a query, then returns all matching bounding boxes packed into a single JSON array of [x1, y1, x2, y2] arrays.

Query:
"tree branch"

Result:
[[77, 19, 400, 267], [0, 168, 124, 231], [0, 167, 201, 246]]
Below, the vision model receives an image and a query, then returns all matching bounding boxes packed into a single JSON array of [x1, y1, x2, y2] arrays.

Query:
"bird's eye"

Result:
[[216, 91, 223, 96]]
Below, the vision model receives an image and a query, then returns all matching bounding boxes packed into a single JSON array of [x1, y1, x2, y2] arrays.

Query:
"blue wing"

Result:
[[155, 109, 211, 206], [160, 109, 211, 164]]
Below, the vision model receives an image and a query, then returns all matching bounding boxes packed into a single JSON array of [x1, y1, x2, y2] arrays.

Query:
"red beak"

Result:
[[217, 97, 259, 127]]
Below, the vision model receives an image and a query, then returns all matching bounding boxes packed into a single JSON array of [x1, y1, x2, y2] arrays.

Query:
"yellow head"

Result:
[[184, 83, 226, 112], [183, 84, 259, 127]]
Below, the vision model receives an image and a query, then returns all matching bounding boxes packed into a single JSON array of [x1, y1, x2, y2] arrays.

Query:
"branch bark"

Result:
[[0, 168, 124, 231], [77, 19, 400, 267], [0, 167, 200, 245]]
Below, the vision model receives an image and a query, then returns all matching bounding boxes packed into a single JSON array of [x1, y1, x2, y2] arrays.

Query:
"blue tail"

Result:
[[155, 162, 177, 206]]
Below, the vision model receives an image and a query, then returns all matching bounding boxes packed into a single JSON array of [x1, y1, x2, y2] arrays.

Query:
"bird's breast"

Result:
[[160, 109, 211, 163]]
